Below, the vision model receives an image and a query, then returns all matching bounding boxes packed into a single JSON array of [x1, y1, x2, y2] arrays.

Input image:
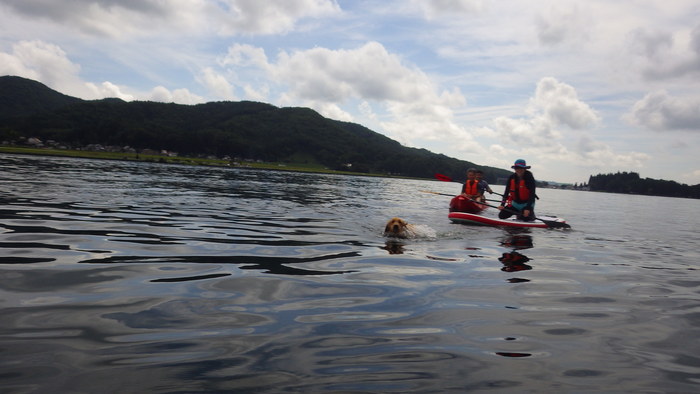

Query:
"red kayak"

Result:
[[449, 195, 487, 214]]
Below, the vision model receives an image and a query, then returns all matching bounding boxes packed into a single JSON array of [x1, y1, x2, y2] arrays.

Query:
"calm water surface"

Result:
[[1, 154, 700, 393]]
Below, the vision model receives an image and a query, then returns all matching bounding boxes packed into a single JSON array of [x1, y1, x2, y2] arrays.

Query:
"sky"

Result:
[[1, 0, 699, 184]]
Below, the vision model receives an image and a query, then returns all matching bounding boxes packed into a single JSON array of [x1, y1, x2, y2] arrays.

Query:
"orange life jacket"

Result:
[[464, 180, 479, 195], [508, 177, 531, 203]]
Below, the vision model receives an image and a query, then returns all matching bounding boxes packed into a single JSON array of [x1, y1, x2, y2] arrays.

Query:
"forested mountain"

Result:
[[0, 75, 510, 183], [588, 172, 700, 199], [0, 76, 82, 118]]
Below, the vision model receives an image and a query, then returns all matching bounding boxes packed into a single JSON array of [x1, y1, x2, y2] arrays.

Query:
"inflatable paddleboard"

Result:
[[448, 211, 568, 228]]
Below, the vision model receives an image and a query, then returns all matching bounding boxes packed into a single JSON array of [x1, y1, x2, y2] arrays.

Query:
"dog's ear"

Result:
[[384, 221, 393, 233]]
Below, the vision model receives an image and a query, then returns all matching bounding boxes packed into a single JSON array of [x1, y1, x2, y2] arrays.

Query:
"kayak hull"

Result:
[[449, 195, 487, 214], [448, 211, 567, 228]]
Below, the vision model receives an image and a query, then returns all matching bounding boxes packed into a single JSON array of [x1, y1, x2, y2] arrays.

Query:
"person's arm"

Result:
[[501, 175, 513, 206], [524, 172, 536, 210], [480, 180, 493, 194]]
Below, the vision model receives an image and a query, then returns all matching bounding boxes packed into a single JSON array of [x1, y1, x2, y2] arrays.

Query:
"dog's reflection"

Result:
[[383, 240, 405, 255]]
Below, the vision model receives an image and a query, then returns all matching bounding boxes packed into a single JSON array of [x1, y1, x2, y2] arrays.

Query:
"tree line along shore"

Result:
[[0, 144, 388, 178]]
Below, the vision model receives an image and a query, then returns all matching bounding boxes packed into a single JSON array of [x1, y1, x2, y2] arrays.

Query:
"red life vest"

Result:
[[464, 180, 479, 195], [508, 177, 530, 203]]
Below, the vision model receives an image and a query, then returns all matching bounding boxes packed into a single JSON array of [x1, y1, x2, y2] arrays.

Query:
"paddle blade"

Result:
[[419, 190, 454, 197], [540, 219, 571, 229], [435, 173, 453, 182]]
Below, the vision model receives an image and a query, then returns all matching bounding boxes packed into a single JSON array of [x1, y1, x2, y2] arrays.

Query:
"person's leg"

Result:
[[519, 210, 535, 221], [499, 209, 515, 219]]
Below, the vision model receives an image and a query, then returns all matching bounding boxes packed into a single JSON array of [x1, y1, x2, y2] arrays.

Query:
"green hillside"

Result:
[[0, 75, 510, 182], [0, 76, 82, 118]]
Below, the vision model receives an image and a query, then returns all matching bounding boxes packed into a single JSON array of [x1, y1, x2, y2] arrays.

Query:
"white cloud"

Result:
[[0, 0, 183, 38], [0, 40, 82, 95], [530, 77, 600, 129], [574, 134, 650, 168], [0, 49, 39, 80], [214, 41, 471, 146], [484, 77, 648, 172], [219, 44, 271, 101], [269, 42, 468, 144], [627, 28, 673, 62], [626, 23, 700, 81], [149, 86, 204, 104], [214, 0, 341, 35], [272, 42, 430, 102], [0, 40, 136, 101], [198, 67, 237, 100], [681, 169, 700, 184], [490, 77, 599, 148], [222, 43, 269, 69], [171, 88, 204, 104], [411, 0, 483, 20], [626, 90, 700, 132], [488, 144, 508, 157], [242, 84, 269, 102], [358, 101, 377, 121], [0, 39, 205, 104], [0, 0, 341, 38], [315, 102, 354, 122], [492, 115, 559, 147], [535, 4, 592, 46], [85, 81, 134, 101], [150, 86, 175, 102]]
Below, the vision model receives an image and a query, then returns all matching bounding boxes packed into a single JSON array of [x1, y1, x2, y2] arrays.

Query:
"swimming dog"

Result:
[[383, 217, 417, 238]]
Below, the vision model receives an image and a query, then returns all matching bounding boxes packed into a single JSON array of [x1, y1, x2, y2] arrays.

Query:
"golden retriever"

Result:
[[383, 217, 417, 238]]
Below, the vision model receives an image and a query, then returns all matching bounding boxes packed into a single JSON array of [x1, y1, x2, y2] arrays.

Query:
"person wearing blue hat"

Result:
[[499, 159, 536, 221]]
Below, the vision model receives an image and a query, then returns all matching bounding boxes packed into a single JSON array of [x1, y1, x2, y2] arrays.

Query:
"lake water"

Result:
[[1, 153, 699, 393]]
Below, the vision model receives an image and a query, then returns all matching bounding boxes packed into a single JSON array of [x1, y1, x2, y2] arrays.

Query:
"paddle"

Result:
[[420, 190, 501, 204], [419, 190, 453, 197], [434, 173, 453, 182]]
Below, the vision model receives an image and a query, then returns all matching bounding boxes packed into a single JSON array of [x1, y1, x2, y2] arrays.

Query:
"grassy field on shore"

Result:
[[0, 146, 409, 179]]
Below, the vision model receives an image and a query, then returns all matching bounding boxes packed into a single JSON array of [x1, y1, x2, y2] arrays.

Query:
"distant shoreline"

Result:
[[0, 146, 423, 180]]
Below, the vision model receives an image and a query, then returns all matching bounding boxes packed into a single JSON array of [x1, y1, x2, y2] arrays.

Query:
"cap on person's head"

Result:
[[511, 159, 531, 169]]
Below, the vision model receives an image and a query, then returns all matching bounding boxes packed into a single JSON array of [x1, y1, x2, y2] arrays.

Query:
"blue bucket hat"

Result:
[[511, 159, 531, 169]]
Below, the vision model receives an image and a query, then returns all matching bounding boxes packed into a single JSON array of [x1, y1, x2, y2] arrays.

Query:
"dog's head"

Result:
[[384, 217, 408, 236]]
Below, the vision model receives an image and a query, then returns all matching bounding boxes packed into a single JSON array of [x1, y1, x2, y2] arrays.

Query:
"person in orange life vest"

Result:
[[499, 159, 536, 221], [475, 169, 493, 202], [460, 168, 481, 200]]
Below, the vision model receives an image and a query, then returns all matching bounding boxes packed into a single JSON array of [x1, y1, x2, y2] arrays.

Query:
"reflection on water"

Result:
[[2, 154, 700, 392], [501, 232, 534, 250], [499, 251, 532, 272], [499, 233, 533, 273], [382, 240, 406, 255]]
